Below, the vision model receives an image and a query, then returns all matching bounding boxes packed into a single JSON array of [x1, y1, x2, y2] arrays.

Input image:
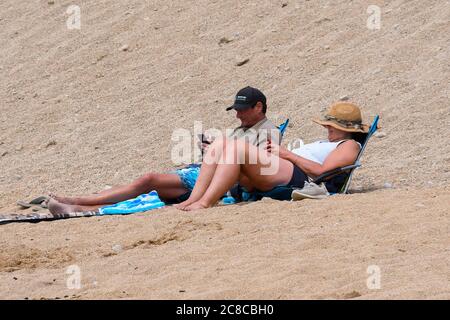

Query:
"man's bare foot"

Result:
[[49, 193, 78, 205], [183, 201, 211, 211], [48, 199, 81, 215]]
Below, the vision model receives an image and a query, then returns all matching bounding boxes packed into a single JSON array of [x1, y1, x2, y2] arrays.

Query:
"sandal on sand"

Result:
[[17, 196, 49, 209]]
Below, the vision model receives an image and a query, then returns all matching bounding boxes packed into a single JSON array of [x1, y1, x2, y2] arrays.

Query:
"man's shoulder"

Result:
[[251, 118, 277, 130]]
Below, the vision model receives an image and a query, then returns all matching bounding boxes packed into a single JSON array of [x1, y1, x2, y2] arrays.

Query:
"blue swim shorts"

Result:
[[174, 164, 201, 191]]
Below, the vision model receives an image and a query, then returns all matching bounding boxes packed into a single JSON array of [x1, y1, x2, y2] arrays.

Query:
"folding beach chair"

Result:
[[312, 115, 380, 194], [278, 118, 289, 138]]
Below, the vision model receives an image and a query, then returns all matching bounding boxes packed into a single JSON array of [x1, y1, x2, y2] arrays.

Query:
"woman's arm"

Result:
[[268, 140, 360, 178]]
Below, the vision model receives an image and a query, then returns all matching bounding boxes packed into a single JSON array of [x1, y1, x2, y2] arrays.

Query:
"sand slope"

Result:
[[0, 187, 449, 299], [0, 0, 449, 299]]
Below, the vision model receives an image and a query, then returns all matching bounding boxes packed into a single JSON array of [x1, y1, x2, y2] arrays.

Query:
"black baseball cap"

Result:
[[226, 86, 267, 111]]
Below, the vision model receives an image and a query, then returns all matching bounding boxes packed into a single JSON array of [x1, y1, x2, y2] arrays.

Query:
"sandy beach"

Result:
[[0, 0, 449, 299]]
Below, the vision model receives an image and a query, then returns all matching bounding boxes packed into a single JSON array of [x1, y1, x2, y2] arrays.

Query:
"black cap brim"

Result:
[[226, 103, 253, 111]]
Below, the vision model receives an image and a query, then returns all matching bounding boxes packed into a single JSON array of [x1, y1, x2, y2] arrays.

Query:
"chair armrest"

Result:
[[313, 164, 361, 184]]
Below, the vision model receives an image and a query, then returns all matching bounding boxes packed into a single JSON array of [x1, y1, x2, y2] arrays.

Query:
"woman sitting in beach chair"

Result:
[[175, 102, 370, 211]]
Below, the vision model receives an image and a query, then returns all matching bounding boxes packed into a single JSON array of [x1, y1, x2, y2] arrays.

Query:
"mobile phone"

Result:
[[198, 134, 211, 145]]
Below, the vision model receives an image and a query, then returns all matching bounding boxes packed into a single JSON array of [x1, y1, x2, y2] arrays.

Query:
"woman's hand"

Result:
[[265, 139, 291, 160]]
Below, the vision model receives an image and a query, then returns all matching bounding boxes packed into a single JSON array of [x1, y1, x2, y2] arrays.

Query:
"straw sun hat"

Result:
[[313, 102, 369, 133]]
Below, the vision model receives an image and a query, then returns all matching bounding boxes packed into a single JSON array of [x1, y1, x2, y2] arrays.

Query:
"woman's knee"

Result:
[[210, 137, 227, 154], [226, 140, 254, 163], [203, 138, 226, 164]]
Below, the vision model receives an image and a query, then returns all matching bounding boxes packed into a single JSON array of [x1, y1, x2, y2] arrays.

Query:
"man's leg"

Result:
[[48, 199, 104, 215], [53, 173, 188, 205]]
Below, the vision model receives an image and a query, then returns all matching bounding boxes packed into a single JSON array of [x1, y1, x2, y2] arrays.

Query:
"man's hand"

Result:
[[201, 142, 210, 153], [198, 133, 215, 155]]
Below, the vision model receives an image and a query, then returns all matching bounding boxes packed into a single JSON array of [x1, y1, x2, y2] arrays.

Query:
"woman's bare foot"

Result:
[[174, 199, 197, 210], [183, 201, 211, 211], [48, 198, 81, 215]]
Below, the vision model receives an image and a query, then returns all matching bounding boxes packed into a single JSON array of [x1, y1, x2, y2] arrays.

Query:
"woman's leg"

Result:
[[174, 138, 226, 209], [237, 174, 255, 192], [185, 140, 294, 210], [52, 173, 188, 205]]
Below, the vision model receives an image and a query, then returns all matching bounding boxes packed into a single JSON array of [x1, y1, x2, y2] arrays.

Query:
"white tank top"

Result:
[[291, 140, 359, 165]]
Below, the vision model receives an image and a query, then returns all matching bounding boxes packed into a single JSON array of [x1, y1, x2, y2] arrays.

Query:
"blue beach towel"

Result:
[[98, 191, 165, 215]]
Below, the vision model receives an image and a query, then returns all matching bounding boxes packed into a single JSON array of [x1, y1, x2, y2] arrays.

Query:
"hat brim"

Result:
[[226, 103, 254, 111], [312, 118, 369, 133]]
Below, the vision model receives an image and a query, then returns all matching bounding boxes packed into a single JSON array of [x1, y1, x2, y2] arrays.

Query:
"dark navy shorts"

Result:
[[254, 165, 308, 201], [287, 165, 308, 188]]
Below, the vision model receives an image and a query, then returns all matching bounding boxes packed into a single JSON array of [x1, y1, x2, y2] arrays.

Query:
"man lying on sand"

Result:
[[48, 86, 280, 214], [175, 102, 369, 211]]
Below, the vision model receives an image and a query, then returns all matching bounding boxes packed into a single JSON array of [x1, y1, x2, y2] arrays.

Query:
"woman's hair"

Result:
[[351, 132, 367, 145]]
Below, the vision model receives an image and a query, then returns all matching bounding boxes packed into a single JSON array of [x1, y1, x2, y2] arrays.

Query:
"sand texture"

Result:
[[0, 0, 449, 299]]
